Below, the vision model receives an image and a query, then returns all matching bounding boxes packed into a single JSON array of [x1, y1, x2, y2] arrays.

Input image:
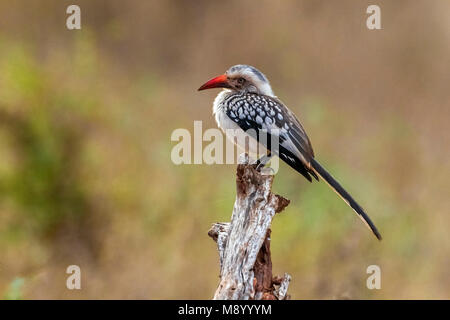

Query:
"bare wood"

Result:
[[208, 155, 291, 300]]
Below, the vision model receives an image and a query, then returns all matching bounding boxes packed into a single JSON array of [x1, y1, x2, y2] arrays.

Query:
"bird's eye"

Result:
[[237, 77, 246, 84]]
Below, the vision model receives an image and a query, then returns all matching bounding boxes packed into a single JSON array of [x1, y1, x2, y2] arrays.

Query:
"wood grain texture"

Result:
[[208, 154, 291, 300]]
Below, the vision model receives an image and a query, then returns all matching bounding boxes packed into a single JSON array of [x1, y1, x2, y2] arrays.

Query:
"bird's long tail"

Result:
[[310, 158, 382, 240]]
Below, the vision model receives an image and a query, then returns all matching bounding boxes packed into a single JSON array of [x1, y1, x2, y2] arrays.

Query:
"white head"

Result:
[[198, 64, 275, 97]]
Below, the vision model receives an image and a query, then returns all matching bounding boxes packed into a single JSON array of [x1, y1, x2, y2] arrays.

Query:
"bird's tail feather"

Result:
[[310, 158, 382, 240]]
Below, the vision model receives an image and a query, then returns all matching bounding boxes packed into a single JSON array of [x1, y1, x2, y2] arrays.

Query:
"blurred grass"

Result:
[[0, 0, 449, 299], [3, 278, 25, 300]]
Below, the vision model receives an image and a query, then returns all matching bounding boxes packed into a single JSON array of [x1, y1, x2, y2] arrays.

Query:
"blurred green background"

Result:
[[0, 0, 449, 299]]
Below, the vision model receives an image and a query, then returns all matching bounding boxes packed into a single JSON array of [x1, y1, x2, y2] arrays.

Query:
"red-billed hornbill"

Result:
[[198, 64, 381, 240]]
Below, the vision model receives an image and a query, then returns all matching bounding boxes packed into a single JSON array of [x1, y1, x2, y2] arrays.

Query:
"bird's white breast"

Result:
[[212, 90, 267, 156], [212, 90, 240, 132]]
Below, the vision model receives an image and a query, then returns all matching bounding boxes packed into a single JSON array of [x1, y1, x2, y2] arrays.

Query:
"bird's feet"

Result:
[[252, 154, 273, 172]]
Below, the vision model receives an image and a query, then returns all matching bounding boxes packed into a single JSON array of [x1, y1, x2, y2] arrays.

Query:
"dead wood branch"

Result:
[[208, 154, 291, 300]]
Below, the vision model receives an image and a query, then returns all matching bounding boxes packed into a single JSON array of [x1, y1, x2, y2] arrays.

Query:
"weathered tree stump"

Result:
[[208, 155, 291, 300]]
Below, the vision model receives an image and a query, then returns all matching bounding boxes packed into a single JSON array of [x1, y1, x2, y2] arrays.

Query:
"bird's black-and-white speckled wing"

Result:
[[221, 92, 318, 182]]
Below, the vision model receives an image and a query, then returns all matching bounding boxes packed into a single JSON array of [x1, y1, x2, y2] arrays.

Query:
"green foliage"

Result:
[[0, 44, 91, 236], [4, 278, 25, 300]]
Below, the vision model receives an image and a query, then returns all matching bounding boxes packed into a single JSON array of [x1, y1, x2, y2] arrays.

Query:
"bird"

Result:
[[198, 64, 382, 240]]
